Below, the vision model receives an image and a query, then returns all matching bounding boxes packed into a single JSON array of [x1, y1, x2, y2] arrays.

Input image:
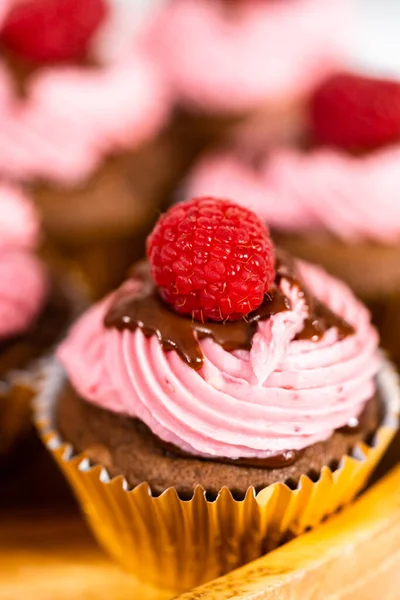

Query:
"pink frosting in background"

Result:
[[186, 146, 400, 243], [0, 54, 171, 186], [0, 184, 48, 340], [58, 261, 380, 459], [0, 1, 172, 186], [0, 249, 48, 340], [0, 183, 40, 249], [145, 0, 349, 113]]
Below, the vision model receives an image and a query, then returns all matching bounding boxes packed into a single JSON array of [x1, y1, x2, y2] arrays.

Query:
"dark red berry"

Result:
[[1, 0, 108, 64], [311, 72, 400, 150], [147, 197, 276, 322]]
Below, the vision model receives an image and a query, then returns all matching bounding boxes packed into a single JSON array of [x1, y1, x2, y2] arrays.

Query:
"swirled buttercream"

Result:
[[0, 183, 40, 249], [0, 249, 48, 339], [0, 184, 47, 339]]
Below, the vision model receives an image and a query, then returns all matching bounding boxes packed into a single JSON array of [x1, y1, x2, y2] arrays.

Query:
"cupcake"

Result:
[[34, 197, 399, 592], [0, 0, 175, 296], [144, 0, 349, 150], [0, 182, 85, 457], [186, 72, 400, 366]]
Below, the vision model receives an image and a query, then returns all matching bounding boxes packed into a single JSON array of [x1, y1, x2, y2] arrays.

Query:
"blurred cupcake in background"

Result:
[[35, 198, 398, 593], [0, 0, 177, 297], [144, 0, 350, 151], [186, 72, 400, 365], [0, 183, 86, 458]]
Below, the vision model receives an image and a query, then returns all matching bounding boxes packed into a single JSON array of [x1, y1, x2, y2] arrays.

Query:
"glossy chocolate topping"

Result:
[[276, 255, 355, 342], [104, 254, 355, 370], [338, 416, 362, 434]]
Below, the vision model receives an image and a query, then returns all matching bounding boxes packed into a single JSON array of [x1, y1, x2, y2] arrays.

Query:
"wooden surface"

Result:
[[0, 513, 171, 600], [179, 464, 400, 600], [0, 432, 398, 600]]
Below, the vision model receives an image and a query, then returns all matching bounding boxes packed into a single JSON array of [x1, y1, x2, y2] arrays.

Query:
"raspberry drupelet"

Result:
[[147, 197, 276, 322]]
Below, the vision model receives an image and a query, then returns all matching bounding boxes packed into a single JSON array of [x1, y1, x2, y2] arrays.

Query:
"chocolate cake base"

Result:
[[56, 383, 382, 498], [173, 100, 306, 167], [367, 293, 400, 367], [274, 232, 400, 300]]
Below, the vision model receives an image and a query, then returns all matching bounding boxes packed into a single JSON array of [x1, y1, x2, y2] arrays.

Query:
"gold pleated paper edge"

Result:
[[34, 356, 400, 594]]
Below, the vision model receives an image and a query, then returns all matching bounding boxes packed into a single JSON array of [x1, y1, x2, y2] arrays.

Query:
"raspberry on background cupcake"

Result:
[[0, 0, 177, 296], [144, 0, 350, 150], [0, 182, 86, 458], [1, 0, 107, 64], [186, 72, 400, 366], [35, 198, 399, 593]]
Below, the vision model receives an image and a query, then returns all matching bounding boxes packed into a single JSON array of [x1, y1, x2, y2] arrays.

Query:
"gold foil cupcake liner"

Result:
[[34, 357, 399, 594]]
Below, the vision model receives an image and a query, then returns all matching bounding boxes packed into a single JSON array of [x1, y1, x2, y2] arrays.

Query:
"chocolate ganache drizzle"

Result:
[[104, 253, 355, 370]]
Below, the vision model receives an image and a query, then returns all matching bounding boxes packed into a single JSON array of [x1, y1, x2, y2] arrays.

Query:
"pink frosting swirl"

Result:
[[0, 184, 48, 340], [0, 54, 171, 186], [145, 0, 348, 113], [0, 249, 48, 340], [0, 182, 40, 249], [58, 261, 380, 459], [186, 146, 400, 243]]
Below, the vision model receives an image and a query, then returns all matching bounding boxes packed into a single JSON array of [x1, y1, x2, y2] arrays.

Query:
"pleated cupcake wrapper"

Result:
[[34, 356, 399, 594]]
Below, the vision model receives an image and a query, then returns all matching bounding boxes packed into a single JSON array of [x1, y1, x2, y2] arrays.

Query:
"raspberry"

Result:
[[147, 197, 276, 322], [311, 73, 400, 150], [1, 0, 108, 64]]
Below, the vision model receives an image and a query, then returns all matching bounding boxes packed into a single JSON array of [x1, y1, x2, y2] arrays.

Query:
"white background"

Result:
[[350, 0, 400, 77]]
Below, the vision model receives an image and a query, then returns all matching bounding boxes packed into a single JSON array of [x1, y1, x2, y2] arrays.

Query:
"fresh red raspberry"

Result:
[[147, 197, 276, 322], [311, 73, 400, 150], [0, 0, 108, 64]]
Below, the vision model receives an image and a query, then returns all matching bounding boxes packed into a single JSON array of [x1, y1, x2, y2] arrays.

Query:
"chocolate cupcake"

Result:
[[0, 182, 86, 457], [0, 1, 176, 296], [35, 198, 399, 593], [186, 72, 400, 366]]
